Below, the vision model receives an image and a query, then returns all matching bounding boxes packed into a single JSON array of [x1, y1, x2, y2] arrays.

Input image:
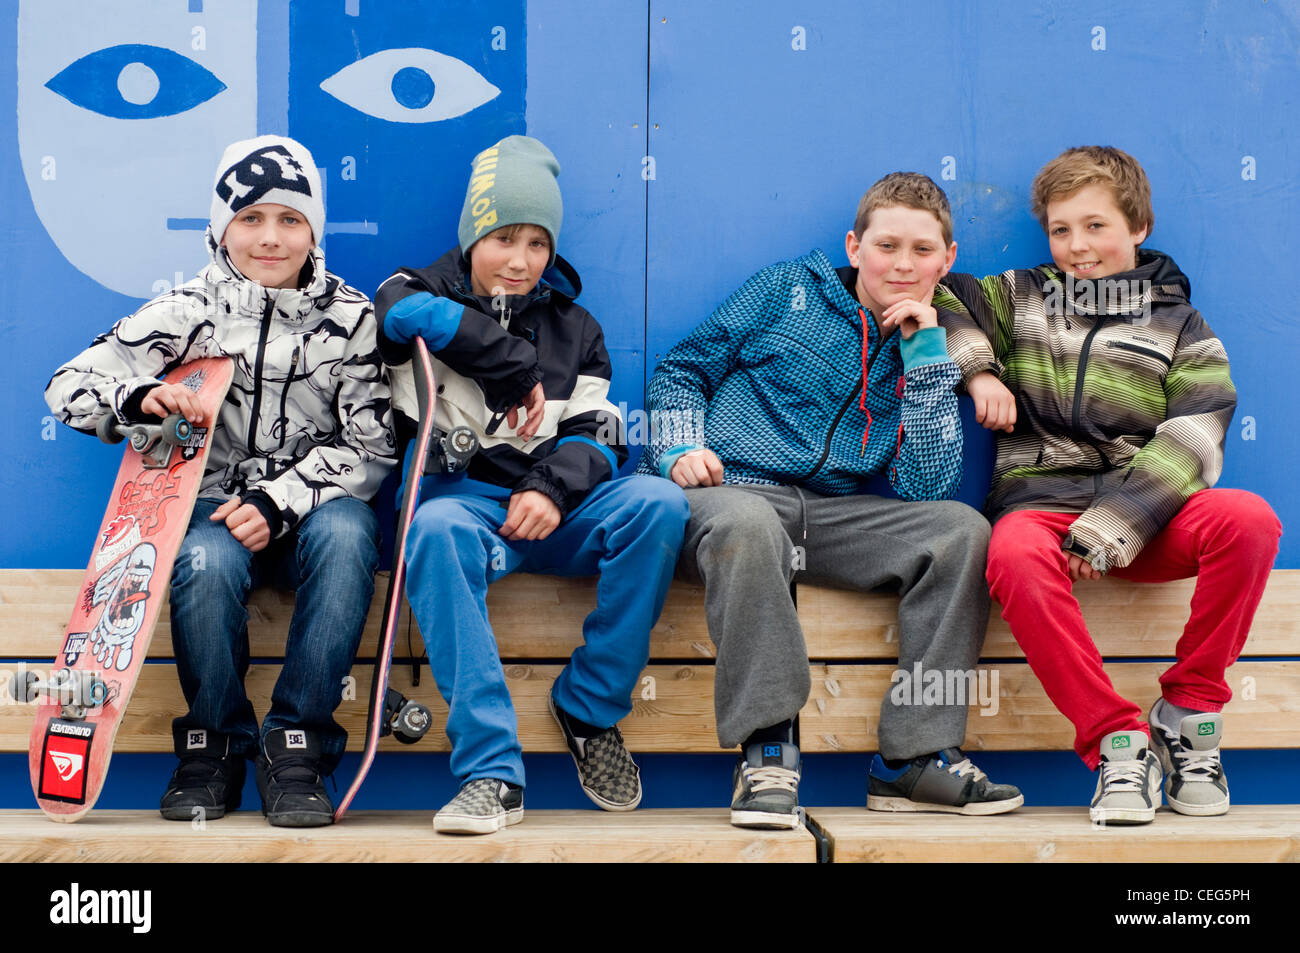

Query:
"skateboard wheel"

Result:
[[9, 669, 37, 704], [161, 413, 192, 444], [96, 415, 125, 445], [393, 701, 431, 744]]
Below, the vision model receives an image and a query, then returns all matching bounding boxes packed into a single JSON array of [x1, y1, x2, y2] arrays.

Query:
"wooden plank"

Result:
[[0, 809, 816, 863], [2, 660, 1294, 754], [7, 569, 1297, 661], [808, 805, 1300, 863], [0, 569, 714, 660], [800, 660, 1300, 752], [798, 571, 1300, 658]]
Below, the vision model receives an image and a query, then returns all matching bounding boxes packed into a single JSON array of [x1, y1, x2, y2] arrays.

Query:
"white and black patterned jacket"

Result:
[[45, 237, 397, 538]]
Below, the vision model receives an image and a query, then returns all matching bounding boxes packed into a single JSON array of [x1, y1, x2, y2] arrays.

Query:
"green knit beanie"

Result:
[[458, 135, 562, 267]]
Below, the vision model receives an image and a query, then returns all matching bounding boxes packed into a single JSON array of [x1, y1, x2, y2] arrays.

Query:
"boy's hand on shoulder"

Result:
[[506, 382, 546, 441], [966, 371, 1016, 433], [500, 490, 562, 541], [211, 499, 271, 552], [139, 383, 207, 426], [671, 448, 724, 488], [879, 298, 938, 340]]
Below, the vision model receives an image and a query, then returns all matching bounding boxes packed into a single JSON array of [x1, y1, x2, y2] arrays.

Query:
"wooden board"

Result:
[[0, 809, 816, 863], [6, 569, 1297, 660], [807, 805, 1300, 863], [2, 660, 1294, 754]]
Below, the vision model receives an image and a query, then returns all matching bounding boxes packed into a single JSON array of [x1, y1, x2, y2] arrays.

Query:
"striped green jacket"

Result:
[[935, 250, 1236, 571]]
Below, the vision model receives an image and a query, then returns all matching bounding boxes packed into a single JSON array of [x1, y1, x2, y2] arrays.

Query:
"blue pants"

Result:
[[169, 497, 380, 772], [404, 475, 688, 787]]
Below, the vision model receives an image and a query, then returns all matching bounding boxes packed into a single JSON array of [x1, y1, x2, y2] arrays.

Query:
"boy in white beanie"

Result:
[[45, 135, 397, 827]]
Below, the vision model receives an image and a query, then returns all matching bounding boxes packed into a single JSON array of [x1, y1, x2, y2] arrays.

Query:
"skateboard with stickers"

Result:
[[334, 337, 478, 820], [15, 357, 233, 822]]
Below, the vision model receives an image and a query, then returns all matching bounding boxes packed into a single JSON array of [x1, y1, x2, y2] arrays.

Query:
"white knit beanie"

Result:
[[209, 135, 325, 245]]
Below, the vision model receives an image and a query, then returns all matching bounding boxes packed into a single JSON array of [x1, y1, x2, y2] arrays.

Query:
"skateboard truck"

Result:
[[425, 425, 479, 474], [381, 688, 431, 744], [10, 664, 107, 719], [97, 413, 193, 469]]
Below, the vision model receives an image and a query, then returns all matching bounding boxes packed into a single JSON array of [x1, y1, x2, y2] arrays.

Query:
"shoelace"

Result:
[[267, 755, 322, 794], [743, 764, 799, 794], [943, 757, 987, 783], [1100, 758, 1148, 793], [173, 755, 232, 783], [1159, 728, 1223, 779]]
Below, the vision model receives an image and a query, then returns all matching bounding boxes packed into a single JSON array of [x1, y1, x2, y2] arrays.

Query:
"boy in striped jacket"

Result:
[[938, 146, 1281, 825]]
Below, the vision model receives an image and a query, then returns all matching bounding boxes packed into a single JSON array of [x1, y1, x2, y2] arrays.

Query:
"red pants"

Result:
[[986, 489, 1281, 769]]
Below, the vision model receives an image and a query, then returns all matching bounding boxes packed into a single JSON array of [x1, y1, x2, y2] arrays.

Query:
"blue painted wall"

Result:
[[1, 1, 1296, 811]]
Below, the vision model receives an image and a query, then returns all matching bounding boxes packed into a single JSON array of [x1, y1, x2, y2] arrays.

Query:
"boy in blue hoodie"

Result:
[[640, 173, 1022, 828], [375, 136, 688, 834]]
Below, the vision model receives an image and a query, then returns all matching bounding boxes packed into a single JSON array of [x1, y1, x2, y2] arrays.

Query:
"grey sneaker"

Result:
[[434, 778, 524, 835], [1149, 704, 1229, 816], [549, 692, 642, 811], [1090, 730, 1162, 825], [867, 748, 1023, 815], [730, 741, 801, 829]]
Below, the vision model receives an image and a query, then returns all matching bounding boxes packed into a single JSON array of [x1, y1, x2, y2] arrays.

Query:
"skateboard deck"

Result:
[[24, 357, 234, 822], [334, 336, 438, 820]]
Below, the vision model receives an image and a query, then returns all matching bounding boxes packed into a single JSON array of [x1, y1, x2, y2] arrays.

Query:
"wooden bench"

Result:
[[1, 569, 1297, 862]]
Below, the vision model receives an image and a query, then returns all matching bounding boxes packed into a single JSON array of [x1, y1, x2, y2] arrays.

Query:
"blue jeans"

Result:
[[169, 497, 380, 772], [403, 475, 689, 787]]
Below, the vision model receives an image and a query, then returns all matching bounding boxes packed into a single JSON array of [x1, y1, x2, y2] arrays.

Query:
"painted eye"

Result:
[[320, 48, 500, 123], [45, 43, 226, 120]]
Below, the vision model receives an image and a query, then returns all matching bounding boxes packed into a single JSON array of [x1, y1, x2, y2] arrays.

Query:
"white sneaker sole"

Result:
[[434, 806, 524, 835], [729, 808, 802, 830], [867, 794, 1024, 816], [1166, 792, 1229, 816]]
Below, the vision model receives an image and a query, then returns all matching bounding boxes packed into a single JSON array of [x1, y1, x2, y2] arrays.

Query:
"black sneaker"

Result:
[[159, 726, 245, 821], [730, 741, 801, 829], [434, 778, 524, 835], [549, 691, 642, 811], [868, 748, 1024, 815], [255, 728, 334, 828]]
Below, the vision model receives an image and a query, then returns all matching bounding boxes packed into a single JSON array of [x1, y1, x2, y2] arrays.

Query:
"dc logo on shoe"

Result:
[[285, 731, 307, 749], [186, 730, 206, 750], [763, 744, 782, 758]]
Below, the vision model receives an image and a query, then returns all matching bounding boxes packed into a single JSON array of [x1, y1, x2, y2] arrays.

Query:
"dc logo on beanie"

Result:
[[215, 144, 313, 216]]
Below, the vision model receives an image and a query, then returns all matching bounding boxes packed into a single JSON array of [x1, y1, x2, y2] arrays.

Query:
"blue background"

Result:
[[2, 0, 1296, 812]]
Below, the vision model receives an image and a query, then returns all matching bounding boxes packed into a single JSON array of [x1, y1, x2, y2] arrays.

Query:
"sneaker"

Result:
[[255, 728, 334, 828], [434, 778, 524, 835], [1149, 704, 1230, 816], [730, 741, 802, 829], [1090, 729, 1162, 825], [159, 726, 245, 821], [867, 748, 1023, 815], [549, 691, 642, 811]]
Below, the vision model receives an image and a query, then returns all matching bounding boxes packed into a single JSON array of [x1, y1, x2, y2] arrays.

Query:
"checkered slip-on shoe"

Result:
[[434, 778, 524, 835], [549, 692, 642, 811], [1149, 704, 1229, 817]]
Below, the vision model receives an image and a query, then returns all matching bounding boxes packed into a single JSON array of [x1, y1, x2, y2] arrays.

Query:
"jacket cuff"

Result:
[[514, 474, 570, 518], [899, 326, 951, 372], [657, 443, 706, 480], [118, 382, 163, 424], [242, 489, 285, 539], [490, 364, 544, 414]]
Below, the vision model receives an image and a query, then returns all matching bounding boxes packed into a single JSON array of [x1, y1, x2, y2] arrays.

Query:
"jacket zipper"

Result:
[[246, 296, 276, 455], [277, 346, 300, 450], [1105, 339, 1172, 367], [1071, 317, 1113, 494], [802, 317, 882, 483]]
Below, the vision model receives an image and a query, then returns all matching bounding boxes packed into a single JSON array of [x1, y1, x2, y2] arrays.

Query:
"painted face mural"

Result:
[[18, 0, 524, 298]]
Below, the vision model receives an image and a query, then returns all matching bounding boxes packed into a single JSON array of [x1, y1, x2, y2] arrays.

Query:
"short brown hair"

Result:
[[854, 172, 954, 246], [1030, 146, 1154, 236]]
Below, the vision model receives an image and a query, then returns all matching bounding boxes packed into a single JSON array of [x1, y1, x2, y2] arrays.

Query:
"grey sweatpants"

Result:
[[677, 485, 991, 758]]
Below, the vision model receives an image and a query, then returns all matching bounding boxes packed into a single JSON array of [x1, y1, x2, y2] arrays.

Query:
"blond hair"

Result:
[[1031, 146, 1154, 236], [854, 172, 953, 246]]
